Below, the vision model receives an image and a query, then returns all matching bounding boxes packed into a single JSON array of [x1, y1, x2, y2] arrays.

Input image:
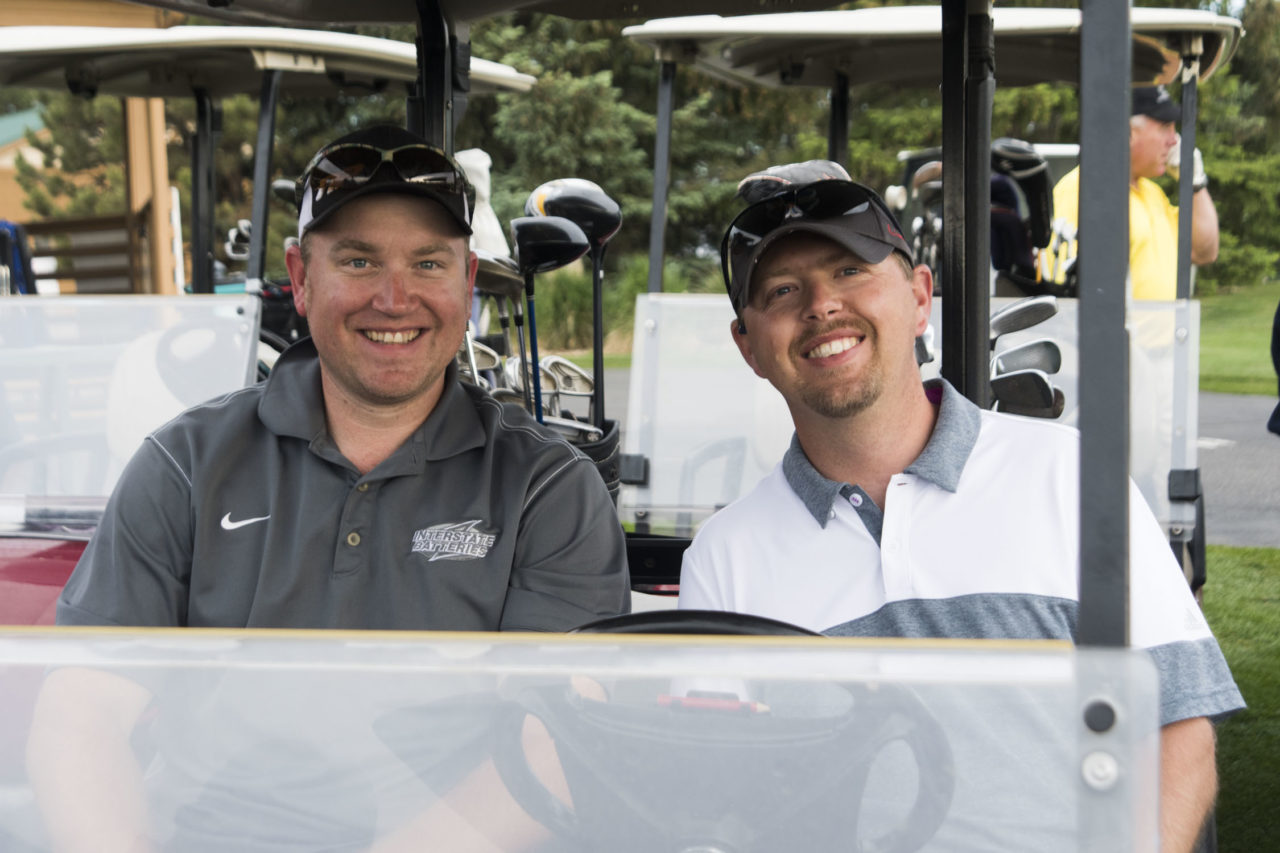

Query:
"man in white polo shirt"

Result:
[[679, 177, 1242, 853]]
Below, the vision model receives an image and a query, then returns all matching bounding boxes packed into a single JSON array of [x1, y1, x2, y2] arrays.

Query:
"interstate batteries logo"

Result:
[[411, 520, 497, 562]]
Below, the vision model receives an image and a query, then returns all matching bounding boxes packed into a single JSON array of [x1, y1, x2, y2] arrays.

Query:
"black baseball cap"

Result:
[[1132, 85, 1180, 123], [295, 125, 474, 239], [720, 179, 914, 316]]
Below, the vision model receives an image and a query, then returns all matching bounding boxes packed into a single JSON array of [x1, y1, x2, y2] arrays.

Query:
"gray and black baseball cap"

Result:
[[1132, 85, 1180, 123], [720, 179, 914, 315], [295, 125, 474, 239]]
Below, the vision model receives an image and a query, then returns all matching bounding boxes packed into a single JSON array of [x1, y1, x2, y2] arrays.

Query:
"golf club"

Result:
[[988, 294, 1058, 348], [503, 356, 561, 417], [990, 368, 1057, 415], [526, 179, 622, 429], [475, 250, 526, 398], [510, 215, 590, 423], [992, 337, 1062, 376], [541, 354, 595, 422]]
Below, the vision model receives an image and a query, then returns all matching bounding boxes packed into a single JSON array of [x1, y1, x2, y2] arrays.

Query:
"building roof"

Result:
[[0, 106, 43, 148]]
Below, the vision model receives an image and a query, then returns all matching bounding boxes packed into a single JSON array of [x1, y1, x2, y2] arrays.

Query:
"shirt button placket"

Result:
[[336, 479, 375, 574]]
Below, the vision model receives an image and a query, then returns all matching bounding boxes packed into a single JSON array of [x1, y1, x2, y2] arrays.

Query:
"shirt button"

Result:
[[828, 510, 835, 520], [356, 483, 370, 493], [849, 493, 863, 507], [346, 531, 361, 547]]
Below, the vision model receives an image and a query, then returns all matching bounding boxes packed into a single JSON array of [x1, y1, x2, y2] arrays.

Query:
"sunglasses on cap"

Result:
[[294, 142, 473, 208], [720, 180, 910, 306]]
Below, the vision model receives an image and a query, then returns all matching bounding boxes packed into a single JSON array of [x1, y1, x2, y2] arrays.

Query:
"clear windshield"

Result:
[[1, 629, 1159, 852], [0, 296, 261, 514]]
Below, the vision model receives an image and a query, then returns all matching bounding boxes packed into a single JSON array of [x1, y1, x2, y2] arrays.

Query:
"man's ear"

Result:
[[285, 243, 308, 318], [910, 263, 933, 337], [729, 315, 764, 377]]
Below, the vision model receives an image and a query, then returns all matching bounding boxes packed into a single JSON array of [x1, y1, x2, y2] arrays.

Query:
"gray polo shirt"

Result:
[[59, 340, 630, 631]]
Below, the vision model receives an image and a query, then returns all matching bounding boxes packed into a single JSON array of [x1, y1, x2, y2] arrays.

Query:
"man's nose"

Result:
[[371, 270, 412, 312], [804, 279, 843, 319]]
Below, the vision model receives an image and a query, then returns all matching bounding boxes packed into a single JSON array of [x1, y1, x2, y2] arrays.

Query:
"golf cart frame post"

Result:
[[626, 2, 1236, 636]]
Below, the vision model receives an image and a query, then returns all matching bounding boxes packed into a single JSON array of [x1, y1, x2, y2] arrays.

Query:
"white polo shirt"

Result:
[[680, 379, 1243, 726]]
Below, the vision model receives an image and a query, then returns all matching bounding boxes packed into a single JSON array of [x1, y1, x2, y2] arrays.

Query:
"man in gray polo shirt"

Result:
[[679, 174, 1241, 852], [28, 127, 629, 853], [57, 124, 629, 631]]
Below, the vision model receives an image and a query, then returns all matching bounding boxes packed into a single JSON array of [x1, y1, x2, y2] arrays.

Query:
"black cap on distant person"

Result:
[[295, 125, 473, 239], [1132, 85, 1180, 123], [721, 179, 914, 316]]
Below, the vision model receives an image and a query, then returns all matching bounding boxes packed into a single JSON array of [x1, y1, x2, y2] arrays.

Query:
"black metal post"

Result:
[[413, 0, 451, 151], [940, 0, 993, 407], [940, 0, 969, 397], [1076, 0, 1132, 648], [1175, 53, 1199, 302], [963, 2, 993, 408], [190, 88, 220, 294], [246, 69, 281, 293], [828, 71, 849, 169], [647, 60, 676, 294]]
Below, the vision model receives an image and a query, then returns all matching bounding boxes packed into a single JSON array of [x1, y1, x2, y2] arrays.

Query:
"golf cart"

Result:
[[0, 24, 537, 626], [622, 6, 1240, 594], [0, 1, 1218, 850]]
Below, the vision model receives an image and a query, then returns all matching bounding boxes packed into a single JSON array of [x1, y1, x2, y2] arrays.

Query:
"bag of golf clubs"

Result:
[[459, 179, 624, 504]]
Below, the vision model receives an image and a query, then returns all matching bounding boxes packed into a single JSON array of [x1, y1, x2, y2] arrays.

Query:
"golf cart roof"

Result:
[[119, 0, 839, 26], [622, 7, 1242, 89], [0, 25, 535, 99]]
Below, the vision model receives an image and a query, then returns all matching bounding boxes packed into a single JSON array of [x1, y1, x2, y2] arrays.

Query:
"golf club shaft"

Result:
[[512, 297, 532, 412], [591, 246, 606, 429], [526, 282, 544, 423]]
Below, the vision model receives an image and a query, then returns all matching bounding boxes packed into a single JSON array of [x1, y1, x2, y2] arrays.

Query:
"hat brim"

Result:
[[734, 219, 899, 314], [300, 178, 473, 239]]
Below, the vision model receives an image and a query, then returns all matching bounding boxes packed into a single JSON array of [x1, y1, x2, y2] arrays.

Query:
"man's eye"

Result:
[[767, 284, 795, 300], [837, 265, 862, 277], [344, 258, 369, 269], [417, 259, 441, 271]]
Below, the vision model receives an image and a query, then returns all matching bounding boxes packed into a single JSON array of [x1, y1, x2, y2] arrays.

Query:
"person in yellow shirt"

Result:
[[1045, 85, 1219, 300]]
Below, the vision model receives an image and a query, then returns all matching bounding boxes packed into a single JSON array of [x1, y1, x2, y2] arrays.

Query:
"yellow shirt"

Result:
[[1044, 166, 1180, 300]]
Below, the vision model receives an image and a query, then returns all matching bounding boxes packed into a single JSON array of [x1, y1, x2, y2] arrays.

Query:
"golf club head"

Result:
[[468, 339, 502, 372], [989, 294, 1058, 344], [510, 216, 590, 278], [990, 368, 1056, 412], [271, 178, 295, 204], [992, 338, 1063, 377], [540, 355, 594, 396], [998, 385, 1066, 419], [491, 387, 524, 407], [474, 249, 524, 301], [502, 356, 558, 397], [525, 179, 623, 247]]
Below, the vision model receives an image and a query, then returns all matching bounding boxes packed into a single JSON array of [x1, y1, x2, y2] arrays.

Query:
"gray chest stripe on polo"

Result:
[[147, 435, 194, 489]]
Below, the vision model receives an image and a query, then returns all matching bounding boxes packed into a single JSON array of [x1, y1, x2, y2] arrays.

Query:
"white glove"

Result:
[[1167, 135, 1207, 191]]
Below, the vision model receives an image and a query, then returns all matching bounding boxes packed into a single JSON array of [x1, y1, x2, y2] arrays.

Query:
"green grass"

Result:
[[557, 350, 631, 371], [1198, 281, 1280, 395], [1202, 545, 1280, 851]]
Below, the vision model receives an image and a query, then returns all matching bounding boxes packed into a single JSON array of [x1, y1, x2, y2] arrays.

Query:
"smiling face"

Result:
[[730, 232, 931, 424], [286, 193, 477, 414]]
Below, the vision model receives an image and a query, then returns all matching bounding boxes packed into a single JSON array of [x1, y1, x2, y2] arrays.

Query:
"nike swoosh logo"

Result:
[[221, 512, 270, 531]]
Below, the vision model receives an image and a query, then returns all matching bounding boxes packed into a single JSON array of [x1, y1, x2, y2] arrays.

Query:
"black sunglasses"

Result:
[[295, 142, 473, 208], [720, 180, 904, 292]]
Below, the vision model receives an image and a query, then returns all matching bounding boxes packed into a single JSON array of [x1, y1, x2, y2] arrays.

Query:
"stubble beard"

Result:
[[792, 324, 883, 419]]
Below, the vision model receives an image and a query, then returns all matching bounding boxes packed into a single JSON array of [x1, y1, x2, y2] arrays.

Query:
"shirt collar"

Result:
[[782, 378, 981, 527], [259, 340, 486, 470]]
